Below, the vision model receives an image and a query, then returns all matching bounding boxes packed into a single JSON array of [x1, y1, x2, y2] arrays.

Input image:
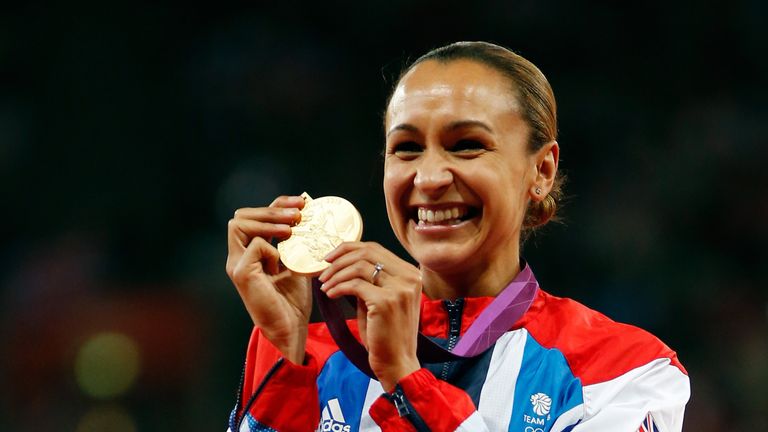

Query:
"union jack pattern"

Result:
[[638, 412, 660, 432], [230, 289, 690, 432]]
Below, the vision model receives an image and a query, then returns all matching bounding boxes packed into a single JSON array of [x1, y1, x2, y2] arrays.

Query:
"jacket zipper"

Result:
[[235, 358, 286, 430], [230, 360, 247, 430], [386, 384, 431, 432], [440, 298, 464, 381]]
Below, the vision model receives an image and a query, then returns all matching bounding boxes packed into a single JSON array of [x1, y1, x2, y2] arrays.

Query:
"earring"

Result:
[[534, 186, 542, 195]]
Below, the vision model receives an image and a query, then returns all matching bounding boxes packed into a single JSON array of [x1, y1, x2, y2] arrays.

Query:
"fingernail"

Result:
[[282, 208, 298, 216], [276, 224, 291, 231]]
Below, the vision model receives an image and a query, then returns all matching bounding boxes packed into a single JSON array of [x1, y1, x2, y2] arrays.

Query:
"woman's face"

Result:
[[383, 59, 544, 276]]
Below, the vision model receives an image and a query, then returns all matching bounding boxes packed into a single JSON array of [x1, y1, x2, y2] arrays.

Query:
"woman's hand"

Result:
[[318, 242, 422, 391], [226, 195, 312, 365]]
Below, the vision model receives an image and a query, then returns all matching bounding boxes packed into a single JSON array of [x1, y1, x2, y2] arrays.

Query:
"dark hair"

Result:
[[387, 41, 563, 233]]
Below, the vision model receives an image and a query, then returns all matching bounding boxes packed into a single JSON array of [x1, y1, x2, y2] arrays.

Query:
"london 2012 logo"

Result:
[[530, 393, 552, 416]]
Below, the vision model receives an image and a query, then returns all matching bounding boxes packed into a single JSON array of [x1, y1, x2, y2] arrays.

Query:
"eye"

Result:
[[450, 139, 487, 153], [389, 141, 423, 158]]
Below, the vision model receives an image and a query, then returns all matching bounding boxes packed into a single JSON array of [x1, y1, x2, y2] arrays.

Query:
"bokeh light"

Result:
[[75, 332, 141, 399], [75, 404, 137, 432]]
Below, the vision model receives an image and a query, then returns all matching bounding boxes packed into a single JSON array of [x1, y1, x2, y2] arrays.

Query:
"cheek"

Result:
[[466, 161, 529, 215], [382, 167, 395, 200], [383, 161, 408, 221], [383, 161, 409, 201]]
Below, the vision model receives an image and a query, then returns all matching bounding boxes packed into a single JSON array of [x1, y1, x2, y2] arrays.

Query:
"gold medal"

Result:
[[277, 193, 363, 275]]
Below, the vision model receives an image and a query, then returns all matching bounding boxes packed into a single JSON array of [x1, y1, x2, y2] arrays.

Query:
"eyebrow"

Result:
[[386, 120, 494, 137]]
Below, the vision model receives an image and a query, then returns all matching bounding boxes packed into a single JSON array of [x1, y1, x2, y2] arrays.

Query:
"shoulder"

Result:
[[520, 290, 690, 429], [523, 289, 687, 386]]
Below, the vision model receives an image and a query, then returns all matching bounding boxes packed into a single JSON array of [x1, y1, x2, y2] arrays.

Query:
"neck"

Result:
[[421, 250, 521, 300]]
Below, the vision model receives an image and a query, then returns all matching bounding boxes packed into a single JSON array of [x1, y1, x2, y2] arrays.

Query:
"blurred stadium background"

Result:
[[1, 2, 766, 431]]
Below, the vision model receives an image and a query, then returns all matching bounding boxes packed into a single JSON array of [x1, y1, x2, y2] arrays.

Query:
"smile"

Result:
[[414, 205, 479, 226]]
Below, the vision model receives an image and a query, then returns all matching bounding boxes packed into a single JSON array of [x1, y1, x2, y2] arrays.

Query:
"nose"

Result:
[[414, 152, 453, 198]]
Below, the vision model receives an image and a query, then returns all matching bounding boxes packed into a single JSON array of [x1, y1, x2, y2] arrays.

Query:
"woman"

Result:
[[225, 42, 690, 431]]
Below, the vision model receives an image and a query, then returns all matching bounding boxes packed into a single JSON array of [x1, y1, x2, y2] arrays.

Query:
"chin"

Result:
[[410, 245, 477, 274]]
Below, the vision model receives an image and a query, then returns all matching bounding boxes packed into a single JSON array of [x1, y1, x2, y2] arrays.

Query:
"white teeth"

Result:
[[416, 206, 468, 224]]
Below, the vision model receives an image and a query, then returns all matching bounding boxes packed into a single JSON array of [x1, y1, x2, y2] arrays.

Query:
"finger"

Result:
[[320, 242, 392, 281], [323, 241, 368, 263], [318, 244, 370, 282], [324, 278, 376, 301], [227, 218, 291, 266], [229, 237, 285, 328], [321, 260, 382, 291], [237, 235, 282, 279], [270, 195, 306, 209], [234, 206, 301, 225], [232, 218, 293, 242]]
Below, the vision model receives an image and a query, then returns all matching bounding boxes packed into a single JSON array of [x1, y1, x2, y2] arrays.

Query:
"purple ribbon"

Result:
[[313, 261, 539, 379]]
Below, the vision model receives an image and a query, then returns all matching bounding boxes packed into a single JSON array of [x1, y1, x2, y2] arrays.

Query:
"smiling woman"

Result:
[[225, 42, 690, 432], [383, 57, 558, 299]]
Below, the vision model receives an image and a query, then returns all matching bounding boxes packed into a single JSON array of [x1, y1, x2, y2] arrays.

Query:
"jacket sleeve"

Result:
[[227, 327, 320, 432], [368, 368, 491, 432], [572, 357, 690, 432]]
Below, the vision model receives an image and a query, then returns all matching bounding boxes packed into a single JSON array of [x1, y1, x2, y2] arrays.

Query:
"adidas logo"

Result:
[[317, 398, 351, 432]]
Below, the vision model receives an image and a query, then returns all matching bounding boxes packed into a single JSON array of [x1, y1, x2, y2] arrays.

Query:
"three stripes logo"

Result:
[[317, 398, 351, 432]]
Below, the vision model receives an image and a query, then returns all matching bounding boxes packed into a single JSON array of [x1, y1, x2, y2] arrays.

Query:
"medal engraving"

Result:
[[278, 193, 363, 275]]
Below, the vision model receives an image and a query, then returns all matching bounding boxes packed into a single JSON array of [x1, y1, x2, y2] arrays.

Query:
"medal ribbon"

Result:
[[313, 261, 539, 379]]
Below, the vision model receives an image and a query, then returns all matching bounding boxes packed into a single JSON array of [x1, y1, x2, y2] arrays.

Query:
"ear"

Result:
[[529, 141, 559, 202]]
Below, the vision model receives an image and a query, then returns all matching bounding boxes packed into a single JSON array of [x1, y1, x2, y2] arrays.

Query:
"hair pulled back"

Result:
[[387, 41, 564, 235]]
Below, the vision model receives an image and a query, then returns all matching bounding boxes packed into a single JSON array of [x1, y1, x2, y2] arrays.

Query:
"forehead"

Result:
[[386, 59, 520, 128]]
